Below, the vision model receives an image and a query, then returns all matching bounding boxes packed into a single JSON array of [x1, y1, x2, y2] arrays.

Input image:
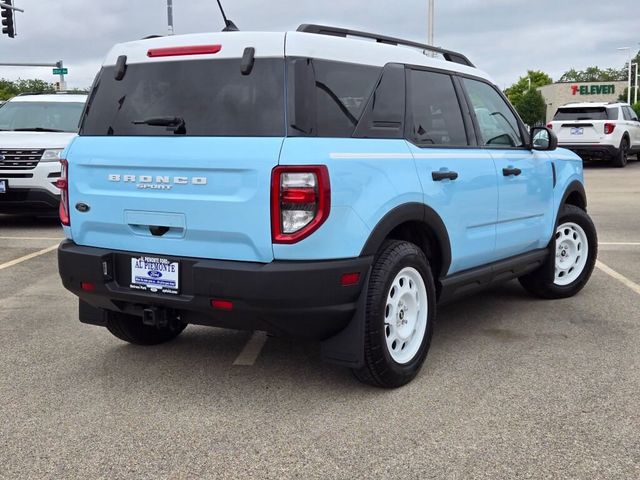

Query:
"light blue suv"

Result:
[[57, 25, 597, 388]]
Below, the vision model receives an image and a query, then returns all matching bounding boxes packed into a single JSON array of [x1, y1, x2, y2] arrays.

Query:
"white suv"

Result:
[[0, 93, 87, 214], [549, 102, 640, 167]]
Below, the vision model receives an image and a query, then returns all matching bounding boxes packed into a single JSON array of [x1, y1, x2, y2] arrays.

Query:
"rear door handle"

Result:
[[502, 167, 522, 177], [432, 170, 459, 181]]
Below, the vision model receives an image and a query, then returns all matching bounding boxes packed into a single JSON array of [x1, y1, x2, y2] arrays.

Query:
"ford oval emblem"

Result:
[[148, 271, 163, 279]]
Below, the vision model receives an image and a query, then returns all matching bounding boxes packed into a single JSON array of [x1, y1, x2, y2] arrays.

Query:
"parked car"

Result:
[[57, 25, 597, 387], [0, 93, 87, 214], [548, 102, 640, 167]]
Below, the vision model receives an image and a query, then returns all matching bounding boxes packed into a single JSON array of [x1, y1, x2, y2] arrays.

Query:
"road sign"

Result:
[[53, 68, 68, 75]]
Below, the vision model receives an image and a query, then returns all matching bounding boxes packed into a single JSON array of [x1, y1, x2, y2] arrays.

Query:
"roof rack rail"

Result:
[[297, 24, 475, 68]]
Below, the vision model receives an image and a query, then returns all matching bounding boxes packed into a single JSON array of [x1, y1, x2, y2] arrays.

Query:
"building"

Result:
[[538, 81, 627, 123]]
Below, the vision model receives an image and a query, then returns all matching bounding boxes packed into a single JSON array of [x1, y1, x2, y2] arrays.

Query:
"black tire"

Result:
[[519, 204, 597, 299], [106, 312, 187, 346], [353, 240, 436, 388], [611, 137, 629, 168]]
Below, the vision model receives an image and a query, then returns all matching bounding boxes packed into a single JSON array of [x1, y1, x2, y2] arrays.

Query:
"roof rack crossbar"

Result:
[[297, 24, 475, 68]]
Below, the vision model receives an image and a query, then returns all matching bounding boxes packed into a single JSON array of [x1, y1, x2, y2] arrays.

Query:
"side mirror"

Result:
[[530, 126, 558, 151]]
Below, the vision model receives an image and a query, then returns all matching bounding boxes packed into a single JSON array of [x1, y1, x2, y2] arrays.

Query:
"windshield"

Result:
[[0, 101, 85, 132], [553, 107, 617, 121], [81, 58, 285, 137]]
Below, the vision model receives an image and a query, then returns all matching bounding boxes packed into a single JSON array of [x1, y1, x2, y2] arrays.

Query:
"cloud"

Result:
[[0, 0, 638, 89]]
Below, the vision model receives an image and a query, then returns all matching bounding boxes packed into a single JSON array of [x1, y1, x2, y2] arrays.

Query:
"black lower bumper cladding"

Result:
[[58, 241, 372, 351]]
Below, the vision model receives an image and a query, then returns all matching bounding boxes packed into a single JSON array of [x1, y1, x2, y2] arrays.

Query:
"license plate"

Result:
[[0, 179, 6, 194], [130, 256, 179, 295], [570, 127, 584, 135]]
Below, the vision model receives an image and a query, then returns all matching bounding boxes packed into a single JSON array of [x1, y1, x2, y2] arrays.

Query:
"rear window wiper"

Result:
[[132, 116, 186, 134], [13, 127, 66, 132]]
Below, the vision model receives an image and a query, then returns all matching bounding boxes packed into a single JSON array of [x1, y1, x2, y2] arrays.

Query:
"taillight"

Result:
[[546, 123, 553, 129], [55, 159, 70, 226], [604, 123, 616, 135], [271, 166, 330, 244]]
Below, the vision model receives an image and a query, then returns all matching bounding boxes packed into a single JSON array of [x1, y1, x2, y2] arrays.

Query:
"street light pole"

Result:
[[427, 0, 434, 46], [167, 0, 174, 36], [618, 47, 631, 104]]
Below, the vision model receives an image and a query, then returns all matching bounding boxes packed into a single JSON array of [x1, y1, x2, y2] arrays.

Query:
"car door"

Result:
[[404, 68, 499, 275], [623, 106, 640, 148], [460, 77, 554, 260]]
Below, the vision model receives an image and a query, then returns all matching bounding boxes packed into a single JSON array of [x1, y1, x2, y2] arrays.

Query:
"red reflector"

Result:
[[147, 44, 222, 58], [55, 179, 67, 190], [81, 282, 96, 292], [281, 187, 317, 204], [211, 299, 233, 311], [341, 272, 361, 286], [546, 123, 553, 129]]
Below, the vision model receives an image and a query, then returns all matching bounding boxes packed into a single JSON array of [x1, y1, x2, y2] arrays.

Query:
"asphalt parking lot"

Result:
[[1, 161, 639, 479]]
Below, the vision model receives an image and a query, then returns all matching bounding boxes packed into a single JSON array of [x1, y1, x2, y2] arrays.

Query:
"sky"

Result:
[[0, 0, 638, 90]]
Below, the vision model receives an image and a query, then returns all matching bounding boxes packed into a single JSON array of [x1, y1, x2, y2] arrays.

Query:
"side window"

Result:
[[630, 108, 639, 121], [407, 69, 468, 146], [622, 107, 632, 121], [462, 78, 524, 148], [287, 59, 381, 138], [313, 60, 381, 137]]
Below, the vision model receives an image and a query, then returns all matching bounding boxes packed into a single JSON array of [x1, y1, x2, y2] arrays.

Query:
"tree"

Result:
[[559, 66, 626, 82], [514, 88, 546, 127], [504, 70, 553, 106], [632, 102, 640, 118], [0, 78, 56, 100]]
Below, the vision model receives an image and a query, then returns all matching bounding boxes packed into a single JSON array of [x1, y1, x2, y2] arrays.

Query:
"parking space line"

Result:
[[0, 237, 63, 241], [0, 244, 59, 271], [599, 242, 640, 246], [233, 331, 268, 366], [596, 260, 640, 296]]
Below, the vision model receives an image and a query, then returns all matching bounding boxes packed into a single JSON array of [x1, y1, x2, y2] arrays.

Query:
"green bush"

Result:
[[632, 102, 640, 119]]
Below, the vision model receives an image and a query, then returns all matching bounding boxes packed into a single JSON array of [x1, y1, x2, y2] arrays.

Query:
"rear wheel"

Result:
[[611, 138, 629, 168], [353, 240, 436, 388], [106, 312, 187, 345], [519, 205, 597, 299]]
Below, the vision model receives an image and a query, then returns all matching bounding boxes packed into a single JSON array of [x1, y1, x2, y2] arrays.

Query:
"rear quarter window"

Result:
[[287, 59, 382, 138], [81, 58, 285, 137]]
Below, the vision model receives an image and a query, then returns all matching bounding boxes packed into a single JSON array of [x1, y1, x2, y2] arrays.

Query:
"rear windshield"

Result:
[[0, 101, 85, 132], [553, 107, 618, 121], [81, 58, 285, 136]]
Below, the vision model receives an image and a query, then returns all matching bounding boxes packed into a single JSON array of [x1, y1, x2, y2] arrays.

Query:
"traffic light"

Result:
[[1, 0, 16, 38]]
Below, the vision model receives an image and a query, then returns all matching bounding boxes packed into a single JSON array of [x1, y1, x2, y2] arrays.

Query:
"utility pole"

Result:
[[167, 0, 174, 35], [427, 0, 434, 46]]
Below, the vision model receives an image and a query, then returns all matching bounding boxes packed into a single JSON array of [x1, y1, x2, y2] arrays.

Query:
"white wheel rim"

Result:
[[554, 222, 589, 286], [384, 267, 428, 364]]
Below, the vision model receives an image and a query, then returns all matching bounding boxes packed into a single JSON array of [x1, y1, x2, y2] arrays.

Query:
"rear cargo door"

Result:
[[68, 37, 286, 263], [553, 106, 612, 144]]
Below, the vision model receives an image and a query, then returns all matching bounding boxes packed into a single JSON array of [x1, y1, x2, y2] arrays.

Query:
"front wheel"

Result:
[[519, 205, 597, 299], [353, 240, 436, 388]]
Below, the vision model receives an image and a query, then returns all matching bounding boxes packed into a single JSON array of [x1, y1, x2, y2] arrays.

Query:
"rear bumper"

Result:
[[0, 187, 59, 213], [558, 144, 618, 159], [58, 241, 372, 340]]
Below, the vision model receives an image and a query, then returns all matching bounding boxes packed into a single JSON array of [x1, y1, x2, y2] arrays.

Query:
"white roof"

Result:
[[10, 94, 87, 103], [559, 102, 625, 109], [103, 30, 493, 83]]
